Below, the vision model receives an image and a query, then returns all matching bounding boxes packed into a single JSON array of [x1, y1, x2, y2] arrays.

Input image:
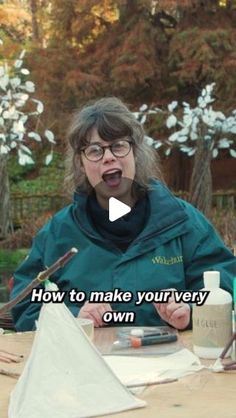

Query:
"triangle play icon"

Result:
[[109, 197, 131, 222]]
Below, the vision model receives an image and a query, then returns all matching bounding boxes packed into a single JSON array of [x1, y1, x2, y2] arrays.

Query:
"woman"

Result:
[[11, 97, 236, 331]]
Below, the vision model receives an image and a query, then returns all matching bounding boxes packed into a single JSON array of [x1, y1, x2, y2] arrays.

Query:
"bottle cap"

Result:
[[130, 328, 144, 337], [130, 337, 142, 348], [203, 271, 220, 288]]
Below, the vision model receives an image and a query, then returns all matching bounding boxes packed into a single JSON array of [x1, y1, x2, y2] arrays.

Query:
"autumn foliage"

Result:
[[1, 0, 236, 182]]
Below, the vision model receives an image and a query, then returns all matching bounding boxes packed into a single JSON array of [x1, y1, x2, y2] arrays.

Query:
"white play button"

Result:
[[109, 197, 131, 222]]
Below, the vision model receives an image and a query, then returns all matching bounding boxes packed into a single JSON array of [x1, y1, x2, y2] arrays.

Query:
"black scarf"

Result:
[[87, 192, 149, 251]]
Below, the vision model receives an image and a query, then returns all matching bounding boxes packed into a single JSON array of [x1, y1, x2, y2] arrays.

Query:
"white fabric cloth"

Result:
[[104, 348, 204, 386], [8, 302, 145, 418]]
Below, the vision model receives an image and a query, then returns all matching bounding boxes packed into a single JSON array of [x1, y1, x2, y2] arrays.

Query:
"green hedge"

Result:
[[0, 249, 29, 270]]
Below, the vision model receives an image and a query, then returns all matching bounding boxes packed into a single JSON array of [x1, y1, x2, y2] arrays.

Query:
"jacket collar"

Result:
[[138, 180, 188, 238]]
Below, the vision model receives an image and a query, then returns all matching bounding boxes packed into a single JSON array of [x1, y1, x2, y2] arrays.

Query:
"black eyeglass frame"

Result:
[[80, 139, 134, 162]]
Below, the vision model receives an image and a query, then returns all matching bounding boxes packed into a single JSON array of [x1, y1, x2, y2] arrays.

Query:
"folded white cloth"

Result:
[[9, 301, 145, 418], [104, 348, 204, 386]]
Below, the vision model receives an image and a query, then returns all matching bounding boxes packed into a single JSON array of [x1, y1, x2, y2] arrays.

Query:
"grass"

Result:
[[0, 248, 29, 302], [0, 248, 29, 270]]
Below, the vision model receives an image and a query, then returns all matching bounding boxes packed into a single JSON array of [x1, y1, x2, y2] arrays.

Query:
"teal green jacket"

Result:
[[11, 181, 236, 331]]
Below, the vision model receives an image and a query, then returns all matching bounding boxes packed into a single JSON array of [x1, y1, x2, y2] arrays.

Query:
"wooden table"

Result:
[[0, 330, 235, 418]]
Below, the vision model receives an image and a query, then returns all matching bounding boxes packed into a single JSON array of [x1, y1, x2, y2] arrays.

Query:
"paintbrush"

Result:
[[212, 332, 236, 372], [0, 247, 78, 317], [126, 377, 178, 389], [0, 368, 20, 379]]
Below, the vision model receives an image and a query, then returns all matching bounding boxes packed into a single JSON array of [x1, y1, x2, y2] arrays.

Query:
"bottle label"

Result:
[[193, 303, 232, 348]]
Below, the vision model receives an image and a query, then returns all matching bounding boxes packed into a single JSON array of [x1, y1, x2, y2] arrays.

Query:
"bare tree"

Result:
[[30, 0, 40, 41], [135, 84, 236, 217]]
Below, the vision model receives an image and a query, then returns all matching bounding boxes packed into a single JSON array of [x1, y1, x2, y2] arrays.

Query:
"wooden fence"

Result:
[[11, 192, 69, 226], [10, 190, 236, 227], [175, 190, 236, 210]]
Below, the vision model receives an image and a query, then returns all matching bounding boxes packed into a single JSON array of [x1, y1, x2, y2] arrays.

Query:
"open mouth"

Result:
[[102, 169, 122, 187]]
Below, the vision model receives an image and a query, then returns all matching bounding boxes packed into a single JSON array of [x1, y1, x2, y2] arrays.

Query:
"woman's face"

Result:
[[80, 128, 136, 209]]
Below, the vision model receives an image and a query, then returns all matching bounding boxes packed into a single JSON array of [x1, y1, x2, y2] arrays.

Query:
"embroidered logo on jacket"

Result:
[[152, 255, 183, 265]]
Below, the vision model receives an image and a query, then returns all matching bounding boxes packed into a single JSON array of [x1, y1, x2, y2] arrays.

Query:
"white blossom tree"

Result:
[[135, 83, 236, 216], [0, 41, 55, 239]]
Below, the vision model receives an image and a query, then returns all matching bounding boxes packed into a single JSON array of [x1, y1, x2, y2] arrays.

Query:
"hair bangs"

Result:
[[94, 113, 133, 142]]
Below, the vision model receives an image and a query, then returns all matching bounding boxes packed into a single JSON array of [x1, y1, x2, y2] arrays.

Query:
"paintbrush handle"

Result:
[[219, 332, 236, 359], [0, 247, 78, 317], [0, 368, 20, 379], [127, 378, 178, 388]]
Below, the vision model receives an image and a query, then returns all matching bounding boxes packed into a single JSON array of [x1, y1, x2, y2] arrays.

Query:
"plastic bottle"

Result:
[[193, 271, 232, 359]]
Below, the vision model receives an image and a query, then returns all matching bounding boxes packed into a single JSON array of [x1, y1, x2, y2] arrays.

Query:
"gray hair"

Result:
[[64, 97, 163, 196]]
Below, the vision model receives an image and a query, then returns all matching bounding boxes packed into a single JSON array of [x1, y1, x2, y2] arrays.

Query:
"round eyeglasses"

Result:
[[81, 139, 133, 162]]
